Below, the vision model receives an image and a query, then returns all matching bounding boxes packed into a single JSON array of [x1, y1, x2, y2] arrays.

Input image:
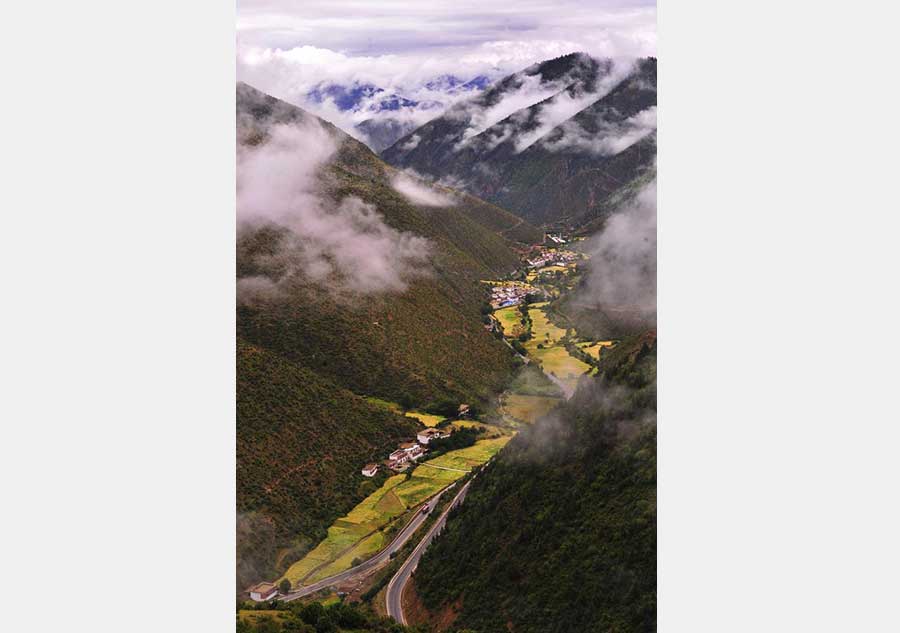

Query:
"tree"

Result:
[[279, 578, 291, 594]]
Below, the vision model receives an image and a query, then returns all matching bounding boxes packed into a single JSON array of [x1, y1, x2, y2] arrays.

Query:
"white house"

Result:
[[389, 448, 410, 463], [398, 441, 425, 460], [361, 463, 379, 477], [417, 428, 451, 445], [249, 582, 278, 602]]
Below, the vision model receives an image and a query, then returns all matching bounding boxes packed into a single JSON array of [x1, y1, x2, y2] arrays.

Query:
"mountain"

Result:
[[409, 332, 657, 632], [236, 82, 542, 590], [382, 54, 657, 230], [308, 76, 491, 151], [354, 117, 419, 152], [307, 82, 430, 113]]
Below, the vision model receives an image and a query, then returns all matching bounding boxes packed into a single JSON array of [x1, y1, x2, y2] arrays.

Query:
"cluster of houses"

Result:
[[361, 425, 454, 477], [526, 247, 579, 269], [490, 282, 538, 309]]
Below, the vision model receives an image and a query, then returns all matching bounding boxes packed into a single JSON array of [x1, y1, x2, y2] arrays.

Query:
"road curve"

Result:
[[385, 479, 472, 624], [280, 485, 454, 602]]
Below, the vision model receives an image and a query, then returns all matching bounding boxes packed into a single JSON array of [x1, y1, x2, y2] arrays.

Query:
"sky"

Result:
[[237, 0, 656, 124]]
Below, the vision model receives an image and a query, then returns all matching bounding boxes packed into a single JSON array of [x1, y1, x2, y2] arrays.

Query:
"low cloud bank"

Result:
[[237, 122, 431, 301], [543, 106, 657, 156], [582, 180, 657, 312], [390, 171, 456, 207]]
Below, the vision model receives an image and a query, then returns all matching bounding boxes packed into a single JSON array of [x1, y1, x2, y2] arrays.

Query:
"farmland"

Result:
[[577, 341, 616, 360], [501, 393, 561, 425], [524, 303, 593, 393], [365, 397, 446, 427], [278, 438, 508, 588], [495, 306, 526, 338], [405, 411, 446, 427]]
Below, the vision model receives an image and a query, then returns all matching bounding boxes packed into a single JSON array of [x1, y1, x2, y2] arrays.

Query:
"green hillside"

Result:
[[412, 333, 657, 632], [237, 83, 540, 407], [237, 339, 419, 591], [236, 84, 541, 592]]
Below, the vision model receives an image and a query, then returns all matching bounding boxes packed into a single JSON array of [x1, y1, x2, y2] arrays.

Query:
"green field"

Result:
[[502, 394, 561, 425], [495, 306, 526, 338], [280, 438, 507, 587], [364, 396, 404, 414], [238, 610, 291, 624]]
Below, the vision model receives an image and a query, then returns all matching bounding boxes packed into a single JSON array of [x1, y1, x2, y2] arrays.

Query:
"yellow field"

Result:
[[405, 411, 446, 427], [577, 341, 616, 360], [537, 265, 567, 274], [280, 438, 507, 587], [525, 304, 567, 346], [502, 393, 561, 424], [524, 304, 592, 392]]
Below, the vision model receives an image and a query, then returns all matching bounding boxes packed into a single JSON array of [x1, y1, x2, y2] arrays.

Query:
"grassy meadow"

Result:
[[501, 393, 561, 425]]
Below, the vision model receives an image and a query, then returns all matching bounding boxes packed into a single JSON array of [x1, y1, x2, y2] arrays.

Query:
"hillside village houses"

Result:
[[361, 463, 379, 477], [387, 441, 426, 471], [248, 582, 278, 602], [417, 427, 451, 444]]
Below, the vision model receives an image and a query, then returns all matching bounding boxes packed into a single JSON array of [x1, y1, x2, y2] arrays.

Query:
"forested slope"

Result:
[[412, 333, 657, 632]]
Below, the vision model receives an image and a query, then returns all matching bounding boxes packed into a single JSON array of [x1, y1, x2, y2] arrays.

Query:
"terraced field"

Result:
[[279, 438, 507, 587]]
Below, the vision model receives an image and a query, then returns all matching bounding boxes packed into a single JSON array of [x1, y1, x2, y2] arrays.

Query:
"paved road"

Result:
[[280, 485, 454, 602], [385, 479, 473, 624]]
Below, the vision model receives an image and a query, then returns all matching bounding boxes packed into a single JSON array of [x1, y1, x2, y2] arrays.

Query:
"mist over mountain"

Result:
[[299, 75, 491, 151], [382, 54, 657, 230]]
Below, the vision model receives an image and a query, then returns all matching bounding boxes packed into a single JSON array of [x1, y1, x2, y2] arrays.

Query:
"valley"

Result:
[[236, 47, 655, 632]]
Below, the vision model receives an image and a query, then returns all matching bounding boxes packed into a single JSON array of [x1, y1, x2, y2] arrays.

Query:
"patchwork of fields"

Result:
[[524, 303, 593, 393], [279, 437, 509, 588]]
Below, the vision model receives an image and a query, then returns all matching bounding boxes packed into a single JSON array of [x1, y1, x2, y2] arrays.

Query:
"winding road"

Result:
[[280, 485, 454, 602], [385, 478, 473, 624]]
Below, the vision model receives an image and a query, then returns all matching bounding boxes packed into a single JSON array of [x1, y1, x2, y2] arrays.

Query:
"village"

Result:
[[524, 246, 581, 269], [360, 404, 470, 478]]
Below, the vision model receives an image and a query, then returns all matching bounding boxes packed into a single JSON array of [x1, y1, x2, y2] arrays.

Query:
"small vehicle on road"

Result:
[[420, 504, 430, 515]]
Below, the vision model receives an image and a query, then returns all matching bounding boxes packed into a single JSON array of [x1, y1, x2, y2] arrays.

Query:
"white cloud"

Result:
[[237, 122, 431, 298], [390, 171, 456, 207], [543, 106, 657, 155], [236, 1, 656, 138], [582, 180, 656, 311]]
